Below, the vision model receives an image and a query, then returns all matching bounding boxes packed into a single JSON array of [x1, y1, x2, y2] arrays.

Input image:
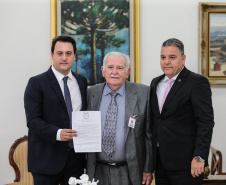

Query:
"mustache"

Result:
[[110, 75, 120, 78]]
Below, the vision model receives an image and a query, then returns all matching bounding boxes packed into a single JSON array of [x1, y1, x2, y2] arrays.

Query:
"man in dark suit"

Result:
[[24, 36, 87, 185], [87, 52, 153, 185], [150, 38, 214, 185]]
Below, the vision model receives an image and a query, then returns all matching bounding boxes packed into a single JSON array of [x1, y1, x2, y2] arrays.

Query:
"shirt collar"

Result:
[[103, 82, 125, 97], [163, 67, 184, 83], [51, 65, 73, 82]]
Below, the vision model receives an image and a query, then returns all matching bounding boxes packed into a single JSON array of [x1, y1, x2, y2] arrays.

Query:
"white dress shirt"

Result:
[[156, 68, 183, 112], [51, 66, 82, 141]]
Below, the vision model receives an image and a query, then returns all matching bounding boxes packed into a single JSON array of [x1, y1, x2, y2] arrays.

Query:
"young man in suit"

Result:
[[150, 38, 214, 185], [24, 36, 87, 185], [87, 52, 153, 185]]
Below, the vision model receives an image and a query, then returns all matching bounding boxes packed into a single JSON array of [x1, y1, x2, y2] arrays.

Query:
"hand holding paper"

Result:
[[72, 111, 101, 152]]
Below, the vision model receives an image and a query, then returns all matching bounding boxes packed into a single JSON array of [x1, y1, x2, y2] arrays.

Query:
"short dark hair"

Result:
[[162, 38, 184, 56], [51, 36, 76, 54]]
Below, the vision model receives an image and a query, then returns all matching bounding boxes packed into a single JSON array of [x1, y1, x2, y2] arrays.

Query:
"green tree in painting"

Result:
[[82, 33, 126, 66], [96, 33, 125, 65], [61, 0, 129, 84], [82, 32, 125, 82], [75, 48, 90, 73]]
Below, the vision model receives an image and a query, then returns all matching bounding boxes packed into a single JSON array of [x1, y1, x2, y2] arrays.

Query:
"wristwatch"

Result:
[[194, 156, 205, 162]]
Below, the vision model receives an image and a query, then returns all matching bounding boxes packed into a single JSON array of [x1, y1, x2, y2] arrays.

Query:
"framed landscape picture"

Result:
[[199, 3, 226, 85], [51, 0, 140, 85]]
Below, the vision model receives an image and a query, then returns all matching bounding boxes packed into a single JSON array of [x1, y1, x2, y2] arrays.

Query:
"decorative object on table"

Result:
[[69, 174, 99, 185], [203, 166, 210, 179]]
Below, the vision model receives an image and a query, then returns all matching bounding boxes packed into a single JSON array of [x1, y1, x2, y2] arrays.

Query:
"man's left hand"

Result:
[[142, 172, 152, 185], [191, 158, 204, 177]]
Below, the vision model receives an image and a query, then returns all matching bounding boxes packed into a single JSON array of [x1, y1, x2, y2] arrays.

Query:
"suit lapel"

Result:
[[87, 83, 105, 169], [125, 81, 137, 141], [161, 67, 188, 114], [90, 83, 105, 111], [47, 67, 67, 111], [151, 75, 164, 116]]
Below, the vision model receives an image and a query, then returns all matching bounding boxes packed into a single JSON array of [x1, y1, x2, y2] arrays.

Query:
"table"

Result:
[[202, 175, 226, 185]]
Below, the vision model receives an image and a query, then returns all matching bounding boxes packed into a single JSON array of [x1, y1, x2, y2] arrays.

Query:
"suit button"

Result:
[[159, 119, 161, 121]]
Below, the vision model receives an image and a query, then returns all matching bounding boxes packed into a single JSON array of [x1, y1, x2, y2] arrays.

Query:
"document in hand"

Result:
[[72, 111, 101, 152]]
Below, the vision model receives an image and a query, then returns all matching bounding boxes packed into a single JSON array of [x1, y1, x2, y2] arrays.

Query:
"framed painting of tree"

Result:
[[51, 0, 140, 85]]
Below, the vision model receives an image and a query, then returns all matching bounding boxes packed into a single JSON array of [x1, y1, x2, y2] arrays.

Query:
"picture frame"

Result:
[[51, 0, 140, 85], [199, 2, 226, 85]]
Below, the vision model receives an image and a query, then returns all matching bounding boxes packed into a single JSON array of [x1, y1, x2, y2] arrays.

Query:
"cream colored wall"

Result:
[[0, 0, 51, 183], [1, 0, 226, 184]]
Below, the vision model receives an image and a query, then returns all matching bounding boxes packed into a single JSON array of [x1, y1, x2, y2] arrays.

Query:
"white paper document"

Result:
[[72, 111, 101, 152]]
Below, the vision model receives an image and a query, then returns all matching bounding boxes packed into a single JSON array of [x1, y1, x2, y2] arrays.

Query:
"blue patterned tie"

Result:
[[102, 91, 118, 155], [63, 76, 73, 148]]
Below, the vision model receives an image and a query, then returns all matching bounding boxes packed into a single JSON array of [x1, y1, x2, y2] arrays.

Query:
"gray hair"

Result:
[[103, 51, 131, 72], [162, 38, 184, 56]]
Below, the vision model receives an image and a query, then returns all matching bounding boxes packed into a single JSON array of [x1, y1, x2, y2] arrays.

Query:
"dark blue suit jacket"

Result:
[[24, 67, 87, 174]]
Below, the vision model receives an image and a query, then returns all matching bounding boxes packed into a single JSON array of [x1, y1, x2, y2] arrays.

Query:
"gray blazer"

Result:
[[87, 81, 153, 185]]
